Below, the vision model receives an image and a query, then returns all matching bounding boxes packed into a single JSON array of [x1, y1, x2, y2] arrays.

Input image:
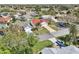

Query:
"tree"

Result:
[[0, 28, 52, 54], [0, 23, 53, 54], [12, 17, 16, 23], [64, 35, 71, 45], [0, 8, 15, 12], [58, 24, 78, 46], [0, 42, 11, 54], [1, 30, 28, 53], [73, 9, 79, 18], [48, 6, 57, 15], [27, 34, 38, 47], [66, 10, 71, 14], [59, 5, 69, 10], [25, 34, 52, 54], [35, 5, 41, 16], [69, 24, 77, 45]]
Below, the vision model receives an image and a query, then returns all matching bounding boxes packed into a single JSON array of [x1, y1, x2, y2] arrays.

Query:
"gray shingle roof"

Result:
[[41, 46, 79, 54]]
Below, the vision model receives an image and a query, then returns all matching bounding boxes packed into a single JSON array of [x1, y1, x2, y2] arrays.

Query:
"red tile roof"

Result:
[[0, 16, 11, 23], [32, 19, 41, 24], [40, 19, 48, 22]]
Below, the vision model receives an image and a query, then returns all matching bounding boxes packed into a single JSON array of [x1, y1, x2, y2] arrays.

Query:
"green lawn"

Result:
[[32, 40, 52, 53], [33, 27, 49, 35]]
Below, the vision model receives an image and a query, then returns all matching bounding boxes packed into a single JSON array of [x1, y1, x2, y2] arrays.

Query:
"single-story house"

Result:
[[31, 19, 41, 27], [30, 11, 38, 16], [22, 23, 33, 34], [41, 15, 51, 19], [0, 16, 12, 24], [0, 16, 12, 34], [31, 19, 48, 25], [0, 12, 10, 16]]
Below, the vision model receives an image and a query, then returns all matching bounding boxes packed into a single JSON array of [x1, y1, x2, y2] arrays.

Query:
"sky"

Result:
[[0, 0, 79, 4]]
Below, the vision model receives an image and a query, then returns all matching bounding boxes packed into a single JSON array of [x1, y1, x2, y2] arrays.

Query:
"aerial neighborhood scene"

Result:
[[0, 4, 79, 54]]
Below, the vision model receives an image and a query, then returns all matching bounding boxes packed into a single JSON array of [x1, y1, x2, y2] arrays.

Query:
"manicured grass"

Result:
[[38, 28, 49, 34], [34, 16, 40, 19], [32, 40, 52, 53], [33, 27, 49, 35]]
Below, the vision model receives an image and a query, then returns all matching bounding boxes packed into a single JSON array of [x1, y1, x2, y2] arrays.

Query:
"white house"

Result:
[[24, 26, 33, 33], [41, 15, 51, 19]]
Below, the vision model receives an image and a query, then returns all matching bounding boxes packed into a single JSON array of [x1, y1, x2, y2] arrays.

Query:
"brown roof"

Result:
[[0, 16, 11, 23]]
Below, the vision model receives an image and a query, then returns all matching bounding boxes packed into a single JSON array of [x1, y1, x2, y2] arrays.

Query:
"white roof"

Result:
[[24, 27, 32, 33], [41, 15, 51, 19], [41, 22, 48, 27]]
